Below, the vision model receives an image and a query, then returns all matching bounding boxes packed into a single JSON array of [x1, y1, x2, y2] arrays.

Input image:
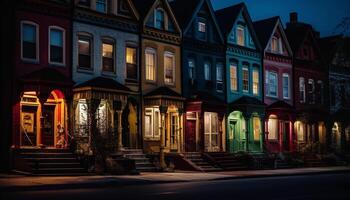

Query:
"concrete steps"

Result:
[[207, 152, 249, 171], [122, 149, 158, 172], [184, 152, 222, 172]]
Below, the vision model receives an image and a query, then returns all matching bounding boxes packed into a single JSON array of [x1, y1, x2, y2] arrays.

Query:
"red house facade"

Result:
[[285, 13, 328, 154], [12, 0, 73, 149], [254, 17, 295, 154]]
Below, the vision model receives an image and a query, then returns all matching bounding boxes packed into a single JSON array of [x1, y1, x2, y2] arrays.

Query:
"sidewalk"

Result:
[[1, 166, 349, 192]]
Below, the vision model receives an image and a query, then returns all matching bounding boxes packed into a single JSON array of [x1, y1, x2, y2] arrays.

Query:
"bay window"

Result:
[[126, 46, 137, 80], [49, 27, 64, 64], [21, 22, 38, 61], [144, 107, 160, 139], [102, 39, 115, 73], [164, 52, 175, 85]]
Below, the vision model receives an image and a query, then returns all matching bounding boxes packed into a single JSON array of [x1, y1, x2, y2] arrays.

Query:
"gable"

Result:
[[266, 22, 292, 57], [296, 31, 320, 60], [228, 10, 257, 50], [117, 0, 139, 20], [144, 0, 180, 34]]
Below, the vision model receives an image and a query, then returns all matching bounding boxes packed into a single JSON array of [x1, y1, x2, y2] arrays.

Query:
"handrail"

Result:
[[21, 125, 34, 146]]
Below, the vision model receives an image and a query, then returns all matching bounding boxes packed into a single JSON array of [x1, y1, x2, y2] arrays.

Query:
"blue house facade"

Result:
[[170, 0, 226, 152], [216, 3, 264, 153]]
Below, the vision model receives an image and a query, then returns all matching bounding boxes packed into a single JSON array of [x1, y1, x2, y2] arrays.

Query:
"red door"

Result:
[[185, 120, 196, 152]]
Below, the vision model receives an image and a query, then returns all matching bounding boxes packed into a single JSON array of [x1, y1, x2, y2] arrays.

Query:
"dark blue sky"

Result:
[[211, 0, 350, 37]]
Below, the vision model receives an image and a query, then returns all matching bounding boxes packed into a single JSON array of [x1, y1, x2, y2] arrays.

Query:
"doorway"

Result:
[[283, 122, 290, 151], [42, 105, 56, 147], [185, 119, 196, 152]]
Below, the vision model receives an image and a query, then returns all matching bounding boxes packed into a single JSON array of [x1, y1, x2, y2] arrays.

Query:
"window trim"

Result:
[[144, 107, 161, 140], [242, 66, 249, 93], [145, 47, 157, 82], [154, 8, 165, 30], [77, 32, 93, 71], [48, 26, 66, 66], [216, 63, 224, 92], [204, 62, 211, 81], [236, 26, 245, 46], [266, 71, 278, 98], [299, 77, 306, 103], [125, 45, 138, 81], [282, 73, 290, 100], [252, 69, 259, 96], [188, 58, 195, 80], [101, 37, 116, 74], [230, 63, 238, 92], [20, 20, 39, 62], [164, 51, 175, 86]]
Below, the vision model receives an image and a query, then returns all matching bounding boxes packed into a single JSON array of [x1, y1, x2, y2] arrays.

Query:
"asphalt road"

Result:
[[2, 173, 350, 200]]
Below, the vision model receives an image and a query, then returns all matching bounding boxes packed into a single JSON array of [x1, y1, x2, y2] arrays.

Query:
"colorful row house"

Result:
[[170, 0, 226, 153], [253, 17, 295, 153], [215, 3, 265, 153], [285, 13, 328, 154]]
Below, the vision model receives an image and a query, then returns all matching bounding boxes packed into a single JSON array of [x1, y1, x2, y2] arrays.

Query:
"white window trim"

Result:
[[198, 22, 206, 33], [164, 51, 175, 86], [48, 26, 66, 66], [20, 20, 39, 62], [101, 37, 116, 74], [242, 67, 249, 93], [145, 47, 157, 82], [216, 63, 223, 92], [144, 107, 161, 140], [230, 63, 238, 92], [282, 73, 290, 100], [266, 71, 278, 98], [252, 69, 259, 96], [236, 26, 245, 46], [77, 32, 93, 71]]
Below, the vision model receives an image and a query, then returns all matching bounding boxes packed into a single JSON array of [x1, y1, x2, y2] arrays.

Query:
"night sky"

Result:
[[211, 0, 350, 37]]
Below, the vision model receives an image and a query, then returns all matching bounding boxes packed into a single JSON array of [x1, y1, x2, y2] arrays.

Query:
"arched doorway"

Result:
[[20, 90, 67, 148], [122, 98, 139, 149]]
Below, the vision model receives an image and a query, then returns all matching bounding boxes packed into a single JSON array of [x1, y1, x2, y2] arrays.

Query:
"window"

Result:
[[145, 48, 156, 81], [266, 71, 278, 97], [198, 22, 206, 32], [144, 107, 161, 139], [253, 117, 261, 142], [126, 46, 137, 80], [271, 36, 279, 52], [216, 63, 223, 92], [237, 26, 245, 46], [308, 79, 315, 104], [204, 112, 219, 152], [283, 74, 290, 99], [204, 62, 211, 81], [268, 116, 278, 140], [230, 63, 238, 91], [299, 77, 306, 103], [164, 52, 175, 85], [96, 0, 107, 13], [188, 59, 195, 79], [198, 20, 206, 40], [102, 39, 115, 73], [21, 22, 38, 61], [78, 35, 92, 70], [296, 121, 305, 142], [155, 9, 165, 29], [253, 69, 259, 95], [49, 27, 64, 64], [242, 67, 249, 92]]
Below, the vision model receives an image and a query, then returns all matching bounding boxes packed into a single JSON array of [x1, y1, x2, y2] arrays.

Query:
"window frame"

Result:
[[282, 73, 290, 100], [197, 18, 207, 41], [308, 79, 315, 104], [145, 47, 157, 82], [154, 8, 165, 30], [252, 69, 259, 96], [266, 71, 278, 98], [230, 63, 238, 92], [144, 107, 161, 139], [96, 0, 107, 13], [164, 51, 175, 85], [216, 63, 224, 92], [236, 26, 245, 46], [101, 37, 116, 74], [77, 33, 93, 71], [125, 45, 138, 81], [242, 66, 249, 93], [188, 58, 195, 80], [20, 21, 39, 62], [204, 62, 211, 81], [299, 77, 306, 103], [48, 26, 66, 66]]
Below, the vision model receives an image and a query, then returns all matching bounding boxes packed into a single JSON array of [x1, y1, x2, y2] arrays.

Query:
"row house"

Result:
[[253, 17, 295, 153], [285, 13, 328, 154], [132, 0, 184, 161], [72, 0, 141, 155], [320, 36, 350, 154], [170, 0, 226, 153], [215, 3, 264, 153], [12, 0, 73, 150]]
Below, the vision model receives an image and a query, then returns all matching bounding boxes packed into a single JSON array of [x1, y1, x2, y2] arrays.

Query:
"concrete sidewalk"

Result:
[[0, 166, 349, 192]]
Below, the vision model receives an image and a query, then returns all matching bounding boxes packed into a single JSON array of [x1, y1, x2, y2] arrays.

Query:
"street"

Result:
[[1, 173, 350, 200]]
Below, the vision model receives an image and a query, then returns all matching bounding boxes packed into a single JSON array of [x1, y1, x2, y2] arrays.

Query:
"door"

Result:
[[42, 105, 55, 147], [21, 106, 38, 146], [283, 122, 290, 151], [185, 120, 196, 152], [204, 112, 219, 152]]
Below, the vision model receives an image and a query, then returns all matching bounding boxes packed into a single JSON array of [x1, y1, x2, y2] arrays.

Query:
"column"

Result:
[[177, 108, 184, 153], [259, 114, 265, 152], [113, 100, 125, 152], [243, 114, 250, 152], [38, 91, 50, 146], [159, 105, 168, 170]]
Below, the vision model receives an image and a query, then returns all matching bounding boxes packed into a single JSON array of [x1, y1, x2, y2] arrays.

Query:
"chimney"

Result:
[[290, 12, 298, 23]]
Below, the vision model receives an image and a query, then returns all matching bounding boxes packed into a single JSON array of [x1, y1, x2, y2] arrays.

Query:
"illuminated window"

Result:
[[96, 0, 106, 13], [296, 121, 305, 142], [102, 39, 114, 73], [204, 62, 211, 81], [75, 100, 88, 137], [78, 34, 92, 70], [266, 71, 278, 97], [283, 74, 290, 99], [96, 100, 108, 136], [164, 52, 175, 85], [271, 36, 279, 52], [126, 46, 137, 80], [155, 9, 165, 29], [145, 107, 160, 138], [236, 26, 245, 46], [268, 116, 278, 140], [198, 19, 206, 40], [216, 63, 223, 92], [253, 117, 261, 142], [242, 66, 249, 92], [253, 69, 259, 95], [49, 27, 64, 64], [230, 63, 238, 91], [145, 48, 156, 81], [21, 22, 38, 61], [204, 112, 219, 152], [299, 77, 306, 103], [188, 59, 195, 79]]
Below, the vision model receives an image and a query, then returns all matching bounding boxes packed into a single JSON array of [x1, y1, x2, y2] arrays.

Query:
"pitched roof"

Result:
[[74, 77, 131, 92], [214, 3, 245, 36], [169, 0, 201, 29], [132, 0, 156, 18], [319, 35, 342, 64], [253, 16, 279, 49], [144, 86, 182, 98], [285, 23, 313, 53]]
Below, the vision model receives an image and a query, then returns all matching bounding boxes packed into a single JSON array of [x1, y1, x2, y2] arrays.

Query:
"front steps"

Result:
[[206, 152, 249, 170], [122, 149, 158, 172], [303, 154, 327, 167], [184, 152, 222, 172], [14, 148, 88, 176]]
